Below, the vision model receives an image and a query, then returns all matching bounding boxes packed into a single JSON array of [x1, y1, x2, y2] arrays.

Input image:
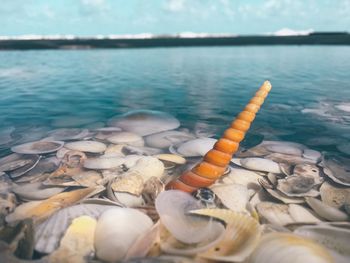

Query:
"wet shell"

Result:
[[256, 202, 294, 226], [189, 209, 261, 262], [49, 216, 97, 263], [320, 181, 350, 209], [288, 204, 322, 224], [249, 232, 334, 263], [0, 153, 41, 178], [72, 171, 103, 187], [265, 144, 303, 156], [11, 141, 64, 154], [155, 190, 215, 244], [232, 157, 281, 174], [106, 132, 144, 147], [306, 197, 349, 221], [154, 154, 186, 165], [103, 144, 125, 157], [322, 154, 350, 186], [65, 141, 106, 153], [12, 182, 65, 200], [34, 204, 116, 253], [293, 164, 323, 185], [46, 128, 90, 141], [277, 176, 320, 197], [111, 171, 144, 196], [129, 156, 164, 181], [220, 167, 262, 191], [265, 188, 305, 204], [172, 138, 217, 157], [145, 130, 195, 149], [83, 156, 125, 170], [94, 208, 153, 262], [302, 149, 322, 162]]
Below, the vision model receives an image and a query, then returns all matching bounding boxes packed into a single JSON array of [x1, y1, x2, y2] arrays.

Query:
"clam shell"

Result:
[[256, 202, 294, 226], [113, 192, 145, 207], [288, 204, 322, 223], [322, 154, 350, 186], [83, 156, 125, 170], [103, 144, 125, 157], [306, 197, 349, 221], [49, 215, 96, 263], [249, 232, 335, 263], [145, 130, 195, 148], [277, 176, 320, 197], [12, 182, 65, 200], [189, 209, 261, 262], [0, 153, 41, 178], [94, 208, 153, 262], [232, 157, 282, 174], [266, 152, 317, 165], [302, 149, 322, 162], [320, 181, 350, 209], [11, 141, 64, 154], [35, 204, 116, 253], [220, 167, 262, 191], [107, 132, 144, 146], [172, 138, 217, 157], [65, 141, 106, 153], [111, 171, 144, 196], [108, 110, 180, 136], [155, 190, 215, 244]]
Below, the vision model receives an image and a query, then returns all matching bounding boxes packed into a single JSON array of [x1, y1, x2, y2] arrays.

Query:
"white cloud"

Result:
[[80, 0, 109, 15], [164, 0, 186, 12]]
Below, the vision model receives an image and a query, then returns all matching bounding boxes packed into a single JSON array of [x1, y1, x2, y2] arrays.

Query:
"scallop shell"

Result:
[[34, 204, 116, 253], [320, 181, 350, 209], [65, 141, 106, 153], [11, 141, 64, 154], [189, 208, 261, 262], [232, 157, 282, 174], [94, 208, 153, 262], [306, 197, 349, 221], [107, 131, 144, 147], [49, 216, 96, 263], [145, 130, 195, 148], [83, 156, 125, 170], [108, 110, 180, 136], [155, 190, 215, 244], [12, 182, 65, 201], [103, 144, 125, 157], [249, 232, 335, 263], [171, 138, 217, 157]]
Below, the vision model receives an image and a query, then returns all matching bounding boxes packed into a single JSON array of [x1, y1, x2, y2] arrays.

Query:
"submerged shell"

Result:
[[145, 130, 195, 148], [277, 176, 319, 197], [320, 181, 350, 209], [65, 141, 106, 153], [0, 153, 41, 178], [288, 204, 322, 223], [12, 182, 65, 200], [129, 156, 164, 181], [94, 208, 153, 262], [83, 156, 125, 170], [306, 197, 349, 221], [46, 128, 90, 141], [322, 154, 350, 186], [220, 167, 262, 191], [11, 141, 64, 154], [107, 132, 144, 147], [232, 157, 281, 174], [155, 190, 216, 244], [189, 209, 261, 262], [249, 232, 334, 263], [111, 171, 144, 196], [35, 204, 116, 253], [172, 138, 217, 157], [108, 110, 180, 136], [256, 202, 294, 226]]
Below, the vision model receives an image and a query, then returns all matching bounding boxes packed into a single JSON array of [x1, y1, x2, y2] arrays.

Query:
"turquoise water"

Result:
[[0, 46, 349, 155]]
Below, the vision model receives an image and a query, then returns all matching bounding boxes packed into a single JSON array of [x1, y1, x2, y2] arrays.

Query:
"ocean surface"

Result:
[[0, 46, 349, 156]]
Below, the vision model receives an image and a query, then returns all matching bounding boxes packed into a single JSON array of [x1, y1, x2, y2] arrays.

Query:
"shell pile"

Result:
[[0, 109, 349, 262]]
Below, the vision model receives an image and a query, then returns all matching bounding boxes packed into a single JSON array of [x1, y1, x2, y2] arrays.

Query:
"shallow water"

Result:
[[0, 46, 349, 155]]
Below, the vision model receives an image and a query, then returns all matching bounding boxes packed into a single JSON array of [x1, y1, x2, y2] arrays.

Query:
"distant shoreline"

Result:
[[0, 32, 349, 50]]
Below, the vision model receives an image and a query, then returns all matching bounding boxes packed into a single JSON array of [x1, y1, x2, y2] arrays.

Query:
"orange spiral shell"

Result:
[[166, 81, 272, 193]]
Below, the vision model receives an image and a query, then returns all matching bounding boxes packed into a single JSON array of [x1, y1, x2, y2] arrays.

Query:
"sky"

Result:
[[0, 0, 349, 37]]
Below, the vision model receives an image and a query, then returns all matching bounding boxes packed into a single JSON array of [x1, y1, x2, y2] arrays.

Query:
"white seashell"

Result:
[[320, 181, 350, 209], [108, 110, 180, 136], [265, 144, 303, 156], [302, 149, 322, 162], [103, 144, 125, 157], [153, 154, 186, 165], [210, 184, 249, 213], [56, 147, 70, 159], [233, 157, 281, 174], [129, 156, 164, 181], [83, 156, 125, 170], [0, 153, 41, 178], [221, 167, 262, 191], [106, 132, 144, 147], [249, 232, 335, 263], [111, 171, 144, 196], [288, 204, 322, 223], [145, 130, 195, 148], [322, 154, 350, 186], [256, 202, 294, 226], [94, 208, 153, 262], [266, 152, 317, 165], [12, 182, 65, 200], [173, 138, 217, 157], [306, 197, 349, 221], [35, 204, 116, 253], [265, 188, 305, 204], [155, 190, 214, 244], [123, 154, 143, 168], [11, 140, 64, 154], [250, 189, 273, 207], [294, 224, 350, 259], [277, 176, 320, 197], [113, 192, 145, 207], [65, 140, 106, 153]]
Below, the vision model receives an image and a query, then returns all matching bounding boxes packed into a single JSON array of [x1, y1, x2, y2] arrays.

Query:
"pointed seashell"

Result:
[[65, 141, 106, 153], [306, 197, 349, 221], [145, 130, 195, 148], [210, 184, 249, 213], [256, 202, 294, 226], [277, 176, 320, 197], [49, 216, 96, 263], [106, 131, 144, 146], [173, 138, 217, 157], [320, 181, 350, 209], [288, 204, 322, 223], [249, 232, 334, 263], [94, 208, 153, 262], [265, 188, 305, 204], [189, 209, 261, 262], [12, 182, 65, 200], [34, 204, 116, 253], [233, 157, 282, 173], [155, 190, 216, 244], [11, 141, 64, 154], [83, 156, 125, 170], [294, 224, 350, 259]]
